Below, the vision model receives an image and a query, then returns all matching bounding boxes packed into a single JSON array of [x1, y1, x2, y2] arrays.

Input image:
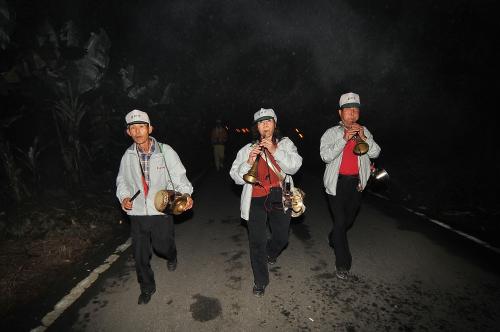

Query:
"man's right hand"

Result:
[[121, 197, 133, 211]]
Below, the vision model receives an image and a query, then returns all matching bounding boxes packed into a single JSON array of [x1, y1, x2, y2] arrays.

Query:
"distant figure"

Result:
[[211, 119, 228, 171], [230, 108, 302, 297], [320, 92, 381, 281], [116, 109, 194, 305]]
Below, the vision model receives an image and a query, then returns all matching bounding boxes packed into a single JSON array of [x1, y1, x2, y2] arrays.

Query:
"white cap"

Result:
[[253, 108, 277, 123], [339, 92, 361, 109], [125, 109, 150, 125]]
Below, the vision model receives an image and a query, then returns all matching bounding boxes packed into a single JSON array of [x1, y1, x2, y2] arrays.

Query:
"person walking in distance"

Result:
[[211, 119, 228, 171]]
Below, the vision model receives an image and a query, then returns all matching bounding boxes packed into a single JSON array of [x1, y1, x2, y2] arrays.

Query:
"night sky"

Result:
[[4, 1, 496, 126], [1, 0, 498, 235]]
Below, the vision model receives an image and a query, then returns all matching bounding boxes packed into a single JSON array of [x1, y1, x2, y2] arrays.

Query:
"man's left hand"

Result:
[[351, 123, 367, 140], [185, 195, 194, 210]]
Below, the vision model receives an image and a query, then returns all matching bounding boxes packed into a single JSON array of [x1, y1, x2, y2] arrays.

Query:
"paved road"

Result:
[[46, 170, 500, 331]]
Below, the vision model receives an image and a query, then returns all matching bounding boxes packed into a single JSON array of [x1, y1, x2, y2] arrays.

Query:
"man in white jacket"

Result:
[[320, 93, 381, 281], [116, 109, 193, 304], [230, 108, 302, 297]]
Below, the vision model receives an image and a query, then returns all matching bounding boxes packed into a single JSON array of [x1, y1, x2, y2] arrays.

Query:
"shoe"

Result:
[[267, 256, 277, 265], [138, 289, 156, 304], [335, 270, 349, 280], [252, 284, 266, 297], [167, 258, 177, 271]]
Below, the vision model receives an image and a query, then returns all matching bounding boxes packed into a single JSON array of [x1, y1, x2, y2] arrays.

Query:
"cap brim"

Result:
[[340, 103, 360, 109], [127, 121, 150, 126], [254, 116, 275, 123]]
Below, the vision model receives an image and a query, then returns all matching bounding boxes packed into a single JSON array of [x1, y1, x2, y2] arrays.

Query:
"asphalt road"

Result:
[[45, 169, 500, 331]]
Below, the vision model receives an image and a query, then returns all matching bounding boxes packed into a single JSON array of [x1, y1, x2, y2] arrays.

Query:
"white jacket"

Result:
[[229, 137, 302, 220], [320, 124, 381, 196], [116, 138, 193, 215]]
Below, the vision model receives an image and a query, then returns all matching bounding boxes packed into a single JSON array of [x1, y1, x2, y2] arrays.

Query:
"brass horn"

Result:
[[343, 122, 369, 156], [352, 133, 369, 156], [243, 153, 261, 184]]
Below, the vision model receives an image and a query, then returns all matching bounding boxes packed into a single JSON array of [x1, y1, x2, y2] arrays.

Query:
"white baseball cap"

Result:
[[125, 109, 150, 126], [339, 92, 361, 109], [253, 108, 277, 123]]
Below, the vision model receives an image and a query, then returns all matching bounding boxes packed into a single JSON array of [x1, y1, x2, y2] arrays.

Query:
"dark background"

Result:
[[1, 0, 498, 243]]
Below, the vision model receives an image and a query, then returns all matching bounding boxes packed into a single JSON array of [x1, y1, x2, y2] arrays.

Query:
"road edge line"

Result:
[[30, 237, 132, 332], [369, 192, 500, 255]]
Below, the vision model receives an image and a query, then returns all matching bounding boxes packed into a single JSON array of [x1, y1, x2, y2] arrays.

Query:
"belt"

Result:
[[338, 174, 359, 178]]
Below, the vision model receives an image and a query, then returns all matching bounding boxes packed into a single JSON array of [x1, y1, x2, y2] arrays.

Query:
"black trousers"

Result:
[[327, 175, 362, 271], [130, 215, 177, 293], [248, 196, 291, 287]]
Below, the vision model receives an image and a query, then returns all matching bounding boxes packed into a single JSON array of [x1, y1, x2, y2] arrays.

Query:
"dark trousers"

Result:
[[130, 215, 177, 293], [327, 175, 362, 271], [247, 196, 291, 287]]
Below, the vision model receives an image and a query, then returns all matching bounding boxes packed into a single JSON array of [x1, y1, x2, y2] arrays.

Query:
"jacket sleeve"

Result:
[[320, 127, 346, 164], [164, 145, 194, 195], [116, 154, 131, 203], [229, 144, 252, 185], [273, 137, 302, 175], [363, 127, 381, 159]]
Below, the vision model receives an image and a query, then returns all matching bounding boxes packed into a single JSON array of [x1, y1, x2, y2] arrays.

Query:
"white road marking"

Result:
[[371, 192, 500, 255], [30, 237, 132, 331]]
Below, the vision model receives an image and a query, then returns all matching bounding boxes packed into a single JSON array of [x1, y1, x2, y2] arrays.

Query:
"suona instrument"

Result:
[[243, 153, 261, 184], [243, 142, 265, 184], [342, 122, 369, 156], [352, 132, 369, 155]]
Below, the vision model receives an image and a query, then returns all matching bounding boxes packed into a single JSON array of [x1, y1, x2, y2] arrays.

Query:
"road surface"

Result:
[[43, 169, 500, 331]]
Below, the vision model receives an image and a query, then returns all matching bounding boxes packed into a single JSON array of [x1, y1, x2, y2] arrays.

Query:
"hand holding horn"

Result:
[[344, 123, 369, 155], [244, 143, 262, 184]]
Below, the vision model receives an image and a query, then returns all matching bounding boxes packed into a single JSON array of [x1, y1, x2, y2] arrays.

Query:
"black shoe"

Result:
[[138, 289, 156, 304], [267, 256, 277, 265], [252, 284, 266, 297], [167, 258, 177, 271]]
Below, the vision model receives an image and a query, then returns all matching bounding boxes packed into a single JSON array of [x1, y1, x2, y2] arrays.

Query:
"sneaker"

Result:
[[252, 284, 266, 297], [167, 258, 177, 271], [335, 270, 349, 280], [267, 256, 277, 265]]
